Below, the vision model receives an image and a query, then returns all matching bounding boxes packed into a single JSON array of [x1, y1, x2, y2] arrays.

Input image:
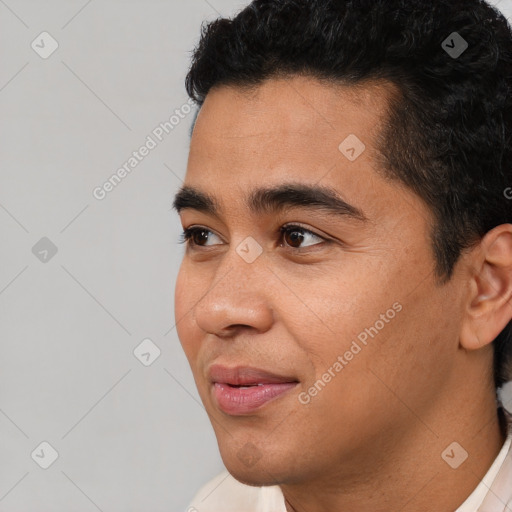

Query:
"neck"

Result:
[[281, 393, 507, 512]]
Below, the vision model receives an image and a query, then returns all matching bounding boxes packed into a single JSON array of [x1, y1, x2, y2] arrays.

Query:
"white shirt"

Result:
[[187, 407, 512, 512]]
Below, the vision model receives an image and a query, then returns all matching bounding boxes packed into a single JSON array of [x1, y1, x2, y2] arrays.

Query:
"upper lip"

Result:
[[208, 364, 299, 386]]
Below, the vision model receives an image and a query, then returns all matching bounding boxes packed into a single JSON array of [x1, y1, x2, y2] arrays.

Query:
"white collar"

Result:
[[455, 406, 512, 511]]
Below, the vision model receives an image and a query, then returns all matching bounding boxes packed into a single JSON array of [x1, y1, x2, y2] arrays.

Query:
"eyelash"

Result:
[[178, 224, 328, 252]]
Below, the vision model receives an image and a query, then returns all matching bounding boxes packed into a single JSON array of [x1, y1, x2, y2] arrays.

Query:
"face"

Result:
[[174, 76, 468, 487]]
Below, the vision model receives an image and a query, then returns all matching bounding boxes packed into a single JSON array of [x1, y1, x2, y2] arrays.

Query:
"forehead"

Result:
[[193, 76, 394, 140], [185, 77, 394, 202], [187, 77, 394, 183]]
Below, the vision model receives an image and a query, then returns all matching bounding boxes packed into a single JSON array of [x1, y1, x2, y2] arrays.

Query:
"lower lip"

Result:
[[212, 382, 298, 415]]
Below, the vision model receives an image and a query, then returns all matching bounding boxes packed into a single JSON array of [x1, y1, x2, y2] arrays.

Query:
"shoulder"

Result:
[[186, 470, 285, 512]]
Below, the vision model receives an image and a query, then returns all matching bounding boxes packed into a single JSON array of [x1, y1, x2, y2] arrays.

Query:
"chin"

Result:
[[217, 442, 297, 487], [224, 462, 283, 487]]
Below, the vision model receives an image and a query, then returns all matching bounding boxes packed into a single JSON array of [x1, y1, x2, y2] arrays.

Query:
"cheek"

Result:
[[291, 263, 396, 357], [174, 264, 201, 359], [292, 257, 442, 397], [174, 265, 189, 321]]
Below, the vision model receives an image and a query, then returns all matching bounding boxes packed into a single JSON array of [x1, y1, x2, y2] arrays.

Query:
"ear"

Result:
[[460, 224, 512, 351]]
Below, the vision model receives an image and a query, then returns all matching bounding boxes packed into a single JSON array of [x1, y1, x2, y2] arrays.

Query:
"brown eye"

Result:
[[179, 227, 223, 247], [283, 228, 305, 248], [280, 225, 325, 249], [191, 229, 210, 246]]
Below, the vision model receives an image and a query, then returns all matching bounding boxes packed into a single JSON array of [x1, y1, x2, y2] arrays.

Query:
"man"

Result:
[[172, 0, 512, 510]]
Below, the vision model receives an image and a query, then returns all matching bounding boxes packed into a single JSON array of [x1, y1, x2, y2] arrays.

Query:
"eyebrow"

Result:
[[172, 183, 367, 222]]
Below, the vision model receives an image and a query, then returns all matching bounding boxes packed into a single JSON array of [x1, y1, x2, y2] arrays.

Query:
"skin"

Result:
[[173, 76, 512, 512]]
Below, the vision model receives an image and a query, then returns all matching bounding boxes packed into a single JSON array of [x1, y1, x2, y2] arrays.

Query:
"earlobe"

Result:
[[460, 321, 485, 350], [460, 224, 512, 352]]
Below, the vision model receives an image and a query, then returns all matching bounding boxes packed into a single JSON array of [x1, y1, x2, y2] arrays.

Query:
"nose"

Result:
[[193, 255, 274, 338]]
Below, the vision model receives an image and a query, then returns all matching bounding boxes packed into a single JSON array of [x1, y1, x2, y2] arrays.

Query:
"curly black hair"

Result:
[[185, 0, 512, 389]]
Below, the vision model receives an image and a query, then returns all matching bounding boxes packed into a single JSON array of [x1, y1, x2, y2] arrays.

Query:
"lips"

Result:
[[208, 365, 299, 415], [209, 365, 298, 386]]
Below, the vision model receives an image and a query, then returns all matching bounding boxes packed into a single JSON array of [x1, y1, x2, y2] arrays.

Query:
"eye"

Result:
[[178, 227, 223, 247], [279, 224, 326, 249], [179, 224, 327, 250]]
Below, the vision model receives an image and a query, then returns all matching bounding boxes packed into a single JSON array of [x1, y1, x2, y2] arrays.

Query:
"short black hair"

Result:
[[185, 0, 512, 389]]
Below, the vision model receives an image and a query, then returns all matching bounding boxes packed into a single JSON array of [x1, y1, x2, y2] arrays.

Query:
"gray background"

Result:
[[1, 0, 511, 510]]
